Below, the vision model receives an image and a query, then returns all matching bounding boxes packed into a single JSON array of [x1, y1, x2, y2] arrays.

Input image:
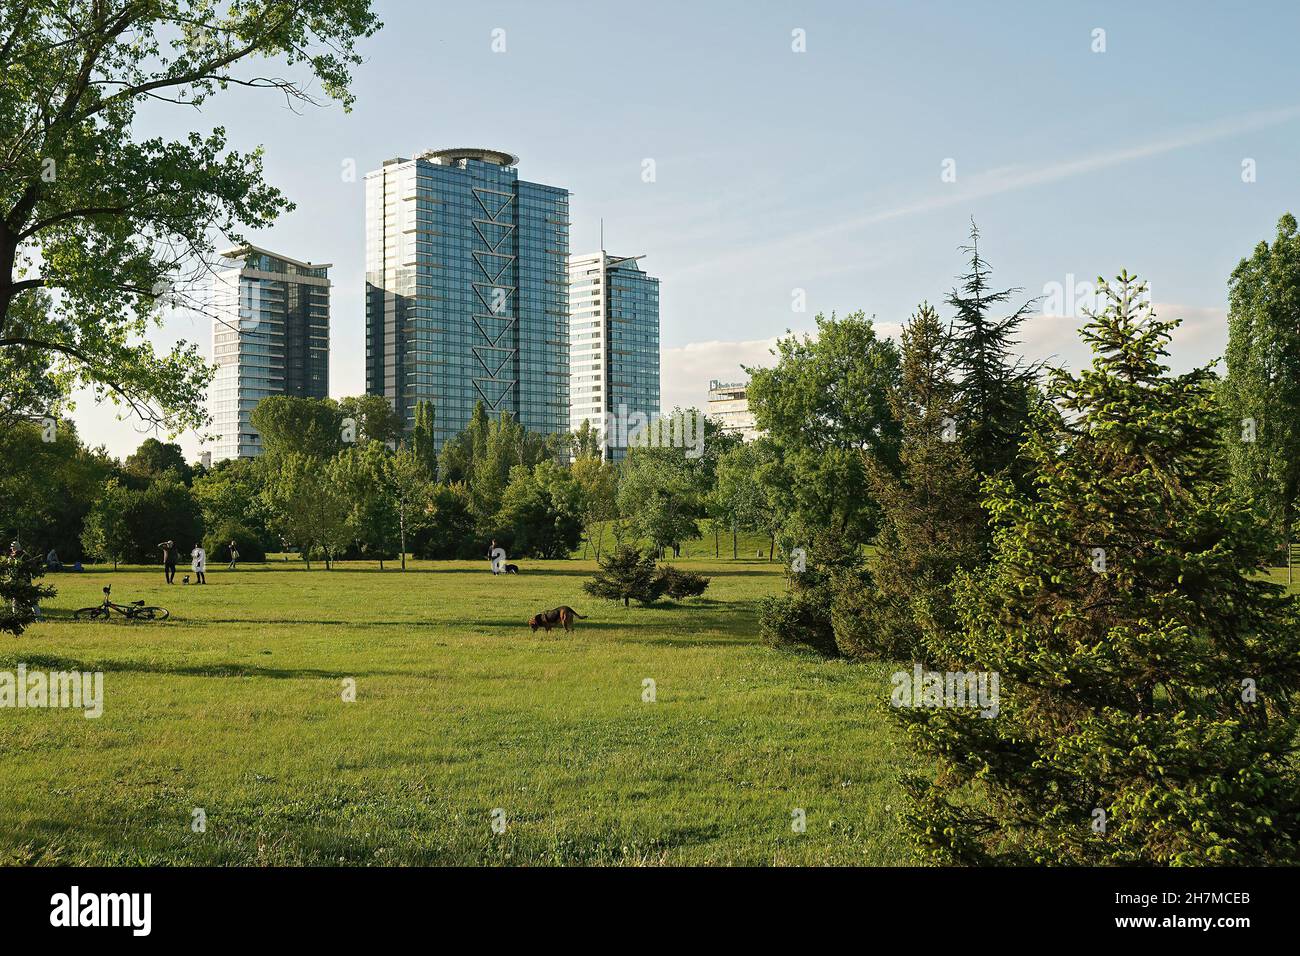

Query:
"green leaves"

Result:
[[0, 0, 380, 431]]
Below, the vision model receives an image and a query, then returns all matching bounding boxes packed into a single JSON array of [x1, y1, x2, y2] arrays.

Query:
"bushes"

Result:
[[203, 520, 269, 563], [655, 565, 710, 600], [583, 548, 712, 606], [757, 591, 836, 656]]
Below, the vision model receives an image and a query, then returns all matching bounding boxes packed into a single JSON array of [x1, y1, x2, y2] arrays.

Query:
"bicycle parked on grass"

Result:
[[74, 586, 169, 621]]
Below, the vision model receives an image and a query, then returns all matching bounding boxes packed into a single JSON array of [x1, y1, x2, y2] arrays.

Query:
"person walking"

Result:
[[159, 540, 177, 584], [227, 540, 239, 571], [191, 542, 207, 584]]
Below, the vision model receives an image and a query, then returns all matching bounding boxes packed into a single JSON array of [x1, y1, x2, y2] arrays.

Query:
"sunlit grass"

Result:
[[0, 556, 911, 866]]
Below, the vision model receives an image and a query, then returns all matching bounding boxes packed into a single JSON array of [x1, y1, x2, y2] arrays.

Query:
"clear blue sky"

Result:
[[77, 0, 1300, 459]]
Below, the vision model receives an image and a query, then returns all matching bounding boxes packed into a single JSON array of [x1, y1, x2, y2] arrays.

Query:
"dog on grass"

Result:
[[528, 606, 586, 633], [504, 563, 519, 574], [182, 575, 191, 585]]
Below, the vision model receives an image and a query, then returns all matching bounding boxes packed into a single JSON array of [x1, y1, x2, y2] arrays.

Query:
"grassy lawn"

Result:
[[0, 556, 912, 866]]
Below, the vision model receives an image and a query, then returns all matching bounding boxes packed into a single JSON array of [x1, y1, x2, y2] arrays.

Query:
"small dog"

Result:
[[528, 606, 586, 633], [504, 563, 519, 574], [182, 575, 191, 585]]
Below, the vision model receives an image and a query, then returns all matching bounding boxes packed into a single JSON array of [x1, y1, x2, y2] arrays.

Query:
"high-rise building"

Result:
[[365, 148, 570, 448], [209, 245, 330, 461], [707, 379, 761, 442], [568, 250, 660, 460]]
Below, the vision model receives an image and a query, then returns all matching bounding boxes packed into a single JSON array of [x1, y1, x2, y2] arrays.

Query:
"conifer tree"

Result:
[[898, 273, 1300, 864], [946, 221, 1037, 482], [834, 303, 982, 661], [583, 546, 665, 607]]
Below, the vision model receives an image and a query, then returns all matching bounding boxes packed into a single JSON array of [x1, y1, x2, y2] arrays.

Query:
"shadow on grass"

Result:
[[0, 652, 395, 682]]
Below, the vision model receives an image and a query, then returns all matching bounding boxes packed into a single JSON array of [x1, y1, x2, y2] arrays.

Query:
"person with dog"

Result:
[[158, 540, 177, 584], [190, 542, 207, 584], [227, 539, 239, 570]]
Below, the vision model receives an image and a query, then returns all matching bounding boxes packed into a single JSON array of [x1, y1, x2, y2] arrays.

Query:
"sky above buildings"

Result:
[[71, 0, 1300, 459]]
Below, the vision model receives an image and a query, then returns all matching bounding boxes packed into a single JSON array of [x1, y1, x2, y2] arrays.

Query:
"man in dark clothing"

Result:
[[159, 540, 177, 584]]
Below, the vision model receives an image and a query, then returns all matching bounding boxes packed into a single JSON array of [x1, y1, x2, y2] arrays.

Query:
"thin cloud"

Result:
[[673, 105, 1300, 280]]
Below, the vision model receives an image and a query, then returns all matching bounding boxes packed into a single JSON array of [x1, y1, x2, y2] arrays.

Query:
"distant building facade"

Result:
[[365, 148, 570, 449], [210, 245, 330, 460], [568, 251, 660, 460], [707, 379, 761, 442]]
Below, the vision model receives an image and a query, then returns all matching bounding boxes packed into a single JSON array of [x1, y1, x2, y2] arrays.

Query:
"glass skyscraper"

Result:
[[209, 245, 330, 461], [365, 148, 570, 447], [568, 251, 661, 460]]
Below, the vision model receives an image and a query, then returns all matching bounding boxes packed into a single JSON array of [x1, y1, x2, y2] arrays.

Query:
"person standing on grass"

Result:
[[227, 539, 239, 570], [159, 539, 177, 584], [191, 542, 207, 584]]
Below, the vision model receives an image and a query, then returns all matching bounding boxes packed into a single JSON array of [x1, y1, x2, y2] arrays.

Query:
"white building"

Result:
[[210, 246, 331, 461], [568, 250, 660, 459], [707, 379, 761, 442]]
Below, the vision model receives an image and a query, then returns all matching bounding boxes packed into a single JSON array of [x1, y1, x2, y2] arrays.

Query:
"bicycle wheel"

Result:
[[134, 606, 169, 621], [73, 606, 104, 620]]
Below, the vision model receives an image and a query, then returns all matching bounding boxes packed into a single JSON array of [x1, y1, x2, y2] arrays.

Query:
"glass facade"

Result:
[[365, 149, 570, 448], [568, 251, 661, 460], [210, 246, 330, 461]]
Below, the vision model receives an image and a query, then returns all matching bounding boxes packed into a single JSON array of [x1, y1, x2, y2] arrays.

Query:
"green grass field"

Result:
[[0, 556, 913, 866]]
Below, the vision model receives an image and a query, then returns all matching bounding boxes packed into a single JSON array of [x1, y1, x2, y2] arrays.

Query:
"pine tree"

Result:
[[583, 546, 665, 607], [946, 221, 1037, 482], [898, 273, 1300, 864], [834, 303, 982, 662]]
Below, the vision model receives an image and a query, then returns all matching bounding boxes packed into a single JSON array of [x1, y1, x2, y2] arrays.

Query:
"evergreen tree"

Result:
[[834, 303, 982, 661], [1220, 213, 1300, 571], [898, 273, 1300, 865], [583, 546, 665, 607], [946, 221, 1037, 482]]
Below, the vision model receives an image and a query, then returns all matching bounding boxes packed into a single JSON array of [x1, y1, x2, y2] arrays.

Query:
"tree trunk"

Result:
[[400, 497, 407, 570], [731, 525, 737, 560], [714, 522, 719, 558], [769, 534, 775, 562]]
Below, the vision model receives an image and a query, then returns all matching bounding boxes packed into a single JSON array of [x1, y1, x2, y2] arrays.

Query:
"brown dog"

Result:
[[528, 606, 586, 633]]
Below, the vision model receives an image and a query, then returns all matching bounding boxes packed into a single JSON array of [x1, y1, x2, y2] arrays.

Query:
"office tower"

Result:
[[568, 250, 661, 460], [365, 148, 570, 448], [707, 379, 761, 442], [209, 245, 331, 461]]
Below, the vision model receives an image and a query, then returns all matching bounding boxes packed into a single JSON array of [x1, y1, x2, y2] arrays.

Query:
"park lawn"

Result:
[[0, 557, 914, 866]]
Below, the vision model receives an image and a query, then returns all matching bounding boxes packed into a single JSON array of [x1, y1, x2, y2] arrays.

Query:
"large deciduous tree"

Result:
[[746, 310, 901, 550], [0, 0, 380, 430], [1220, 213, 1300, 571]]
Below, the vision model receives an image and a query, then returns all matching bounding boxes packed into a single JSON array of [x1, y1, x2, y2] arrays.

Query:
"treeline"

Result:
[[1, 388, 756, 572], [746, 219, 1300, 866]]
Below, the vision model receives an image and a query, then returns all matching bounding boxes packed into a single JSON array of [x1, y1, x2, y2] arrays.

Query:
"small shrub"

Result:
[[655, 565, 710, 600], [757, 592, 837, 656]]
